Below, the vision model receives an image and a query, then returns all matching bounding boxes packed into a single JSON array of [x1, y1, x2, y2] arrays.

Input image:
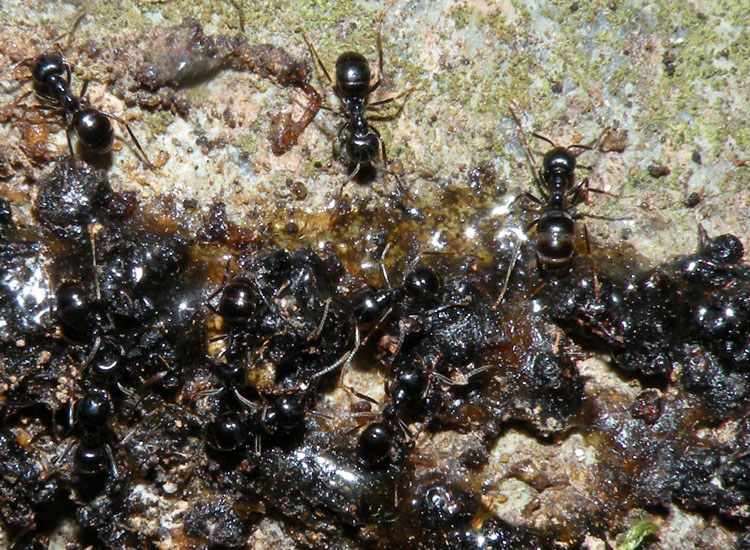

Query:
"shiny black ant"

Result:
[[344, 260, 443, 372], [53, 387, 118, 481], [345, 389, 404, 467], [346, 365, 431, 468], [15, 48, 155, 168], [509, 109, 600, 275], [300, 17, 414, 197]]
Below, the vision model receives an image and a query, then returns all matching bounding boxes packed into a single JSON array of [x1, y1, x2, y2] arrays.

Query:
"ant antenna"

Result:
[[299, 28, 332, 85]]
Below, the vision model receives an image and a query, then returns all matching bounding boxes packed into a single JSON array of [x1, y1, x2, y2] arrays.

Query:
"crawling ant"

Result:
[[345, 261, 443, 368], [300, 17, 414, 197], [15, 48, 155, 168], [348, 365, 431, 467], [53, 387, 118, 483], [510, 109, 601, 275], [527, 141, 588, 272]]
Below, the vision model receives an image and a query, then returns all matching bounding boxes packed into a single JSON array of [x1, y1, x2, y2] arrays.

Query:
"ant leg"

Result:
[[313, 346, 353, 381], [299, 29, 332, 85], [53, 439, 76, 468], [525, 217, 540, 232], [65, 126, 76, 164], [582, 222, 600, 299], [376, 129, 410, 199], [81, 336, 102, 369], [493, 234, 521, 309], [206, 257, 232, 313], [379, 242, 392, 288], [97, 110, 158, 170], [313, 297, 331, 340], [508, 104, 545, 189], [79, 79, 89, 100], [339, 163, 361, 198], [338, 325, 360, 384], [521, 192, 545, 207], [104, 443, 119, 479], [367, 87, 417, 111], [369, 12, 385, 93]]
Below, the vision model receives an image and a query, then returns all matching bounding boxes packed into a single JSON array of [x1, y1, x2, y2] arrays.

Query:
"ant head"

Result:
[[335, 51, 371, 98], [403, 266, 442, 304], [31, 53, 66, 86], [542, 147, 576, 180], [351, 284, 392, 325], [263, 394, 305, 435]]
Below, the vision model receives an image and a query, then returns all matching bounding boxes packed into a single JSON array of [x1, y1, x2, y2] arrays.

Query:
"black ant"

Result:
[[346, 365, 431, 468], [527, 141, 587, 272], [15, 48, 155, 168], [53, 387, 118, 482], [510, 109, 598, 275], [344, 260, 443, 371], [300, 17, 414, 197]]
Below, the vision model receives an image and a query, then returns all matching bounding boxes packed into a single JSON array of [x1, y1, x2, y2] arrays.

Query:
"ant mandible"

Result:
[[300, 16, 414, 197], [18, 47, 155, 168]]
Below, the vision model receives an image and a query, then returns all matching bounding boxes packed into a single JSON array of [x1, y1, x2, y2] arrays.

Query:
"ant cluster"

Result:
[[0, 13, 749, 550]]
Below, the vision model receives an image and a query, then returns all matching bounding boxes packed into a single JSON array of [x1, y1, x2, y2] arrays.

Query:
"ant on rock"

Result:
[[13, 45, 155, 168], [51, 386, 119, 486], [509, 108, 609, 276], [300, 16, 415, 197]]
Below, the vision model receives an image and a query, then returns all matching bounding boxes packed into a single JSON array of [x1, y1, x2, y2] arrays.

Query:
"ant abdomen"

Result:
[[72, 108, 115, 154], [215, 276, 257, 324], [535, 210, 575, 270]]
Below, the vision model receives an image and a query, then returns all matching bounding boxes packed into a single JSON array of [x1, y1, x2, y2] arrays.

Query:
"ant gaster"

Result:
[[301, 18, 413, 197], [210, 275, 258, 324], [23, 49, 155, 168]]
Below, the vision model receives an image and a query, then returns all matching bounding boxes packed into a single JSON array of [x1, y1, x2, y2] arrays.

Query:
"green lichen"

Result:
[[615, 521, 659, 550]]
